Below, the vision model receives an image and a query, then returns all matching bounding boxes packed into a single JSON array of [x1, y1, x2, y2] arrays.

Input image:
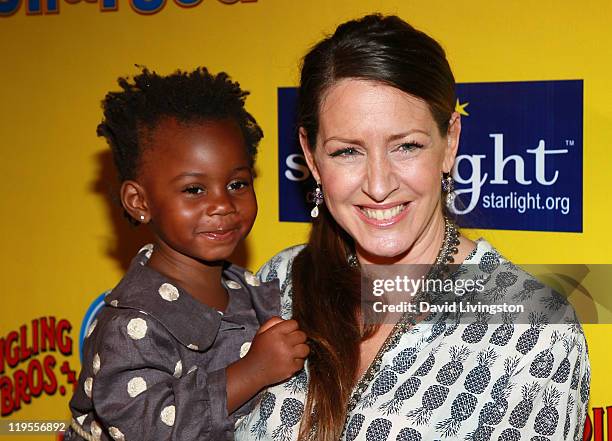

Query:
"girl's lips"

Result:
[[354, 202, 410, 227], [200, 228, 239, 241]]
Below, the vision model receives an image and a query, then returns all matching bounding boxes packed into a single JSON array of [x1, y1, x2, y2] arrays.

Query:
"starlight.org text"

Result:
[[481, 191, 570, 215]]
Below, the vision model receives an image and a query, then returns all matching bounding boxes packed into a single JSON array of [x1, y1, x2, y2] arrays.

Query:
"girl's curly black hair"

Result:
[[98, 66, 263, 183]]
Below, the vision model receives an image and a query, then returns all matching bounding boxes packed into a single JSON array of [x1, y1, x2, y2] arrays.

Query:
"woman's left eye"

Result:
[[396, 142, 424, 153], [228, 180, 250, 191]]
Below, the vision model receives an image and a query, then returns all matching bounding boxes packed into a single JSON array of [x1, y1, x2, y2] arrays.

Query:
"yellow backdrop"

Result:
[[1, 1, 611, 439]]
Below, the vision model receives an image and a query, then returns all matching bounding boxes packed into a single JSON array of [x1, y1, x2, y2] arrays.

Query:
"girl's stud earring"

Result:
[[140, 215, 145, 221]]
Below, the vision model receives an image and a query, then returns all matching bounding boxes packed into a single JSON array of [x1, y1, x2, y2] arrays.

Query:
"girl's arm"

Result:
[[75, 311, 235, 440], [72, 310, 308, 441]]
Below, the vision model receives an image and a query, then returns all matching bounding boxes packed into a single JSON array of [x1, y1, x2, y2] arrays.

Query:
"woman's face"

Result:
[[301, 79, 460, 263]]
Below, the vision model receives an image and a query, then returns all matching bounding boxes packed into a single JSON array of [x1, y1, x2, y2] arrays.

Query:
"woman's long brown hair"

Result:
[[292, 14, 456, 440], [292, 206, 374, 440]]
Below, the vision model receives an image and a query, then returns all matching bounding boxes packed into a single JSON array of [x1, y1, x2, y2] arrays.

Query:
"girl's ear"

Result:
[[299, 127, 321, 183], [120, 180, 150, 223]]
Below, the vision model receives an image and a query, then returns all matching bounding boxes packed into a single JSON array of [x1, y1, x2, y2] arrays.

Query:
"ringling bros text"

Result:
[[0, 317, 77, 416]]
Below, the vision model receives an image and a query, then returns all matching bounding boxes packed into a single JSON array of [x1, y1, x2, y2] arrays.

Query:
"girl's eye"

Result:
[[397, 142, 424, 153], [228, 180, 250, 191], [182, 186, 205, 195], [329, 147, 361, 157]]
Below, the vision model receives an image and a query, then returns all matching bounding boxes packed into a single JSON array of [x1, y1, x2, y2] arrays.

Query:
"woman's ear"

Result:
[[299, 127, 321, 183], [443, 112, 461, 173], [120, 180, 150, 224]]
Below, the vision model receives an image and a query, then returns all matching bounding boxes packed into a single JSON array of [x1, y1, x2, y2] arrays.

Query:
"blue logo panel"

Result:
[[278, 87, 313, 222], [277, 80, 583, 232], [454, 80, 582, 232]]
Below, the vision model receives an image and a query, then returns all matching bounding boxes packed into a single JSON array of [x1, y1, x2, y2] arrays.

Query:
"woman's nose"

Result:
[[361, 153, 400, 202]]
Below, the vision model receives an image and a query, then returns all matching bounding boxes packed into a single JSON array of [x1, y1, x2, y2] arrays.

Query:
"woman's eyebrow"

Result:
[[323, 130, 431, 146], [386, 130, 430, 141], [322, 136, 364, 146]]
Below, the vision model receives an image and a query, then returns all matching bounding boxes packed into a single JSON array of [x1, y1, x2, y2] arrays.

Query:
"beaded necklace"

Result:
[[344, 216, 459, 415]]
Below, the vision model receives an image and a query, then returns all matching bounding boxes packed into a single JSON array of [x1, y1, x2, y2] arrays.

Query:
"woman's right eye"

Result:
[[329, 147, 360, 157]]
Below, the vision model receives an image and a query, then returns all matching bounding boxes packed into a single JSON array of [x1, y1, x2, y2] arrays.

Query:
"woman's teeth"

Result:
[[360, 204, 406, 220]]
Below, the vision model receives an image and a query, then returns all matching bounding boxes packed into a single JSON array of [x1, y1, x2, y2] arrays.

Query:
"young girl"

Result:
[[65, 67, 309, 441]]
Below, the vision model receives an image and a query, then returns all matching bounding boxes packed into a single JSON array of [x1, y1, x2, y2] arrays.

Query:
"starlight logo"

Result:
[[278, 80, 583, 232], [452, 80, 583, 232]]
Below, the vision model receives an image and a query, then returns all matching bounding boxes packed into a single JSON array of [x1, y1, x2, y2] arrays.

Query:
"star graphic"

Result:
[[455, 99, 469, 116]]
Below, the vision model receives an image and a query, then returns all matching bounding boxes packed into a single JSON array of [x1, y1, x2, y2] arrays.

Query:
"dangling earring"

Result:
[[310, 183, 324, 218], [442, 173, 456, 209]]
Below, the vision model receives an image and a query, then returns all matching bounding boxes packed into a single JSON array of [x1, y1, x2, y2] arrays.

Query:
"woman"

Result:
[[236, 14, 589, 441]]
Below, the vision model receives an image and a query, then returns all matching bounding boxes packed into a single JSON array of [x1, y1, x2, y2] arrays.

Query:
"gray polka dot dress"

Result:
[[235, 240, 590, 441], [65, 246, 280, 441]]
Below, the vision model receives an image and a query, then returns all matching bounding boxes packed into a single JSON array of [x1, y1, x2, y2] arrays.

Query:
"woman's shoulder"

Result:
[[463, 237, 504, 264], [256, 244, 306, 283], [462, 237, 586, 341], [256, 245, 306, 320]]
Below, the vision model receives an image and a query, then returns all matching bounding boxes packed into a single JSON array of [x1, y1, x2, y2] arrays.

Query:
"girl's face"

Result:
[[132, 117, 257, 263], [301, 79, 460, 263]]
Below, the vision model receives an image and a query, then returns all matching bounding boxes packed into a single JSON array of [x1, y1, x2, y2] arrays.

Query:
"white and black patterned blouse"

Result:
[[235, 239, 590, 441], [65, 245, 280, 441]]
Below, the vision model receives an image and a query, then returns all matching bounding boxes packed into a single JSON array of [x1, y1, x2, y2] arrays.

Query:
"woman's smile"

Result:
[[355, 202, 410, 227]]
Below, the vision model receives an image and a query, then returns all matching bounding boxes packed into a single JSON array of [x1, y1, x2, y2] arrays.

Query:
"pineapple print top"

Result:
[[64, 245, 281, 441], [235, 239, 590, 441]]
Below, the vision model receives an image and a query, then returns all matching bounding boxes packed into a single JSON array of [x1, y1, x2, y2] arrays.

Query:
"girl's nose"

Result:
[[207, 189, 236, 216]]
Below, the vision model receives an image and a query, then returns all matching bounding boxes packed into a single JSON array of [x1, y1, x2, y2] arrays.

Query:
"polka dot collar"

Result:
[[104, 245, 280, 351]]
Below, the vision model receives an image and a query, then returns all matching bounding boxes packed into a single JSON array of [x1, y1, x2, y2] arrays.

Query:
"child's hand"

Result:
[[255, 316, 284, 334], [225, 317, 309, 412], [244, 317, 310, 387]]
